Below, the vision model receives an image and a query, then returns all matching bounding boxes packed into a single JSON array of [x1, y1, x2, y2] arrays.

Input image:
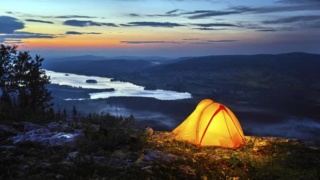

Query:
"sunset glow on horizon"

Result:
[[1, 0, 320, 58]]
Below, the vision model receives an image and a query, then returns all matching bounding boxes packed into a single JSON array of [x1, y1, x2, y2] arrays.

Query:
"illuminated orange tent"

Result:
[[172, 99, 246, 148]]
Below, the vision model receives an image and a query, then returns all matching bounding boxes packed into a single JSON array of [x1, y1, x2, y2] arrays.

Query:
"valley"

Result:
[[43, 53, 320, 146]]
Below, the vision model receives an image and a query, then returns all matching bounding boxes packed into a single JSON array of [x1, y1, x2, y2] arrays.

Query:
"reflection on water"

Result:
[[45, 70, 192, 100]]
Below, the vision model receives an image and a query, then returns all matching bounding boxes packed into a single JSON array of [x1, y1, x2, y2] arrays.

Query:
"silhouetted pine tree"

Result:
[[72, 105, 78, 120], [0, 44, 53, 121]]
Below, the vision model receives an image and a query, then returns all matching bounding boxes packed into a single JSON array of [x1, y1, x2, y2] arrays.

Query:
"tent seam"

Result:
[[223, 108, 235, 148], [224, 108, 246, 146], [198, 104, 223, 147], [196, 101, 214, 146]]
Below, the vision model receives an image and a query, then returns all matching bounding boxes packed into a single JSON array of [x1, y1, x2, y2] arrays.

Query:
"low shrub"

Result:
[[76, 113, 145, 153]]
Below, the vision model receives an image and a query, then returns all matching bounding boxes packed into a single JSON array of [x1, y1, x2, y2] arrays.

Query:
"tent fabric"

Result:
[[172, 99, 246, 148]]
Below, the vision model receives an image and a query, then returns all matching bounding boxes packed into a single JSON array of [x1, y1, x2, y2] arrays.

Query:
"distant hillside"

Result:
[[46, 55, 107, 62], [43, 59, 156, 76], [108, 56, 172, 61], [114, 53, 320, 118], [145, 52, 319, 75], [43, 52, 320, 119], [45, 55, 171, 63], [118, 52, 320, 88]]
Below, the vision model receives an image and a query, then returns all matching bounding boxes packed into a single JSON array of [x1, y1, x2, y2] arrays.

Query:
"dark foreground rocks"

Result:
[[1, 122, 83, 147], [1, 123, 319, 179]]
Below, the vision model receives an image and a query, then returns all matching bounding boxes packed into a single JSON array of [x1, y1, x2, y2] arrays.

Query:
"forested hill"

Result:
[[117, 52, 320, 90], [43, 52, 320, 118], [43, 59, 156, 76], [144, 52, 320, 76], [113, 53, 320, 119]]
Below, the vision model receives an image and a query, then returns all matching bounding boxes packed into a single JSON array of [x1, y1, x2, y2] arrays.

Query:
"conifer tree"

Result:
[[72, 105, 78, 119], [0, 44, 53, 121]]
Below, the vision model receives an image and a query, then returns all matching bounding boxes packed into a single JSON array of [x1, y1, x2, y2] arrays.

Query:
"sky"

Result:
[[1, 0, 320, 58]]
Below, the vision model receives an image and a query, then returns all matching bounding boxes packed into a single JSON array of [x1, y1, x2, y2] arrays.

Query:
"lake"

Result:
[[45, 70, 192, 100]]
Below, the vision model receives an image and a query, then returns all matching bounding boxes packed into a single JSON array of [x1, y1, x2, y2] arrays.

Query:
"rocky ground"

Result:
[[1, 121, 319, 179]]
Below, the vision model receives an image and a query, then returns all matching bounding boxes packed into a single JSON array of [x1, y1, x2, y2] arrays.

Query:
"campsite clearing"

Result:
[[145, 131, 320, 179]]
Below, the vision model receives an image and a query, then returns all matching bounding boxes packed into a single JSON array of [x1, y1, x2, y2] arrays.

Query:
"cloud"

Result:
[[231, 5, 320, 14], [191, 42, 214, 44], [87, 32, 102, 34], [0, 16, 24, 33], [277, 0, 320, 4], [190, 39, 239, 44], [193, 28, 227, 30], [4, 31, 56, 39], [184, 4, 320, 19], [126, 4, 320, 20], [65, 31, 102, 35], [126, 9, 184, 18], [186, 10, 241, 19], [55, 15, 95, 18], [123, 21, 184, 28], [263, 15, 320, 24], [6, 12, 96, 19], [26, 19, 54, 24], [183, 38, 201, 41], [148, 9, 184, 17], [132, 8, 242, 19], [192, 23, 239, 27], [166, 9, 180, 15], [1, 38, 23, 44], [207, 40, 238, 43], [0, 31, 56, 44], [121, 41, 180, 44], [236, 22, 283, 31], [65, 31, 83, 35], [128, 13, 140, 17], [257, 29, 277, 32], [120, 24, 132, 27], [121, 39, 238, 45], [63, 20, 117, 27]]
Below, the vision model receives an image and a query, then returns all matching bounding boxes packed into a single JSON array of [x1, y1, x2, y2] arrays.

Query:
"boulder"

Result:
[[24, 123, 44, 132], [10, 122, 83, 147], [47, 122, 60, 131], [0, 124, 19, 137], [66, 151, 79, 160], [49, 132, 79, 146], [47, 122, 74, 132], [143, 149, 179, 163]]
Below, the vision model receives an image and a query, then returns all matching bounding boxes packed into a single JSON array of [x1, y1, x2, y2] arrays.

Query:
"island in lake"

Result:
[[86, 79, 98, 83]]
